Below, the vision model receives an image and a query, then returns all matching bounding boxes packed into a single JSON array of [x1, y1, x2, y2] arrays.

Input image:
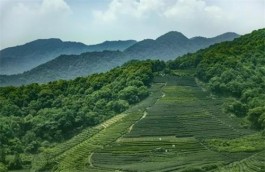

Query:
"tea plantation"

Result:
[[34, 74, 264, 172], [86, 75, 264, 172]]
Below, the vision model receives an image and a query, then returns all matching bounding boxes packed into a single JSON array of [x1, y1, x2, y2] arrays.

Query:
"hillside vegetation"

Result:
[[85, 75, 263, 172], [0, 60, 164, 170], [0, 29, 264, 171], [169, 28, 265, 130]]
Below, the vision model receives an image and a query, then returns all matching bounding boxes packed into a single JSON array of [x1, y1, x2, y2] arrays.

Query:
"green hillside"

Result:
[[85, 75, 264, 172], [169, 28, 265, 130], [0, 60, 165, 171], [0, 29, 264, 172]]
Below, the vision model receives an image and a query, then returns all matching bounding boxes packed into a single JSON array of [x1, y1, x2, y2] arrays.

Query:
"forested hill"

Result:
[[0, 51, 127, 86], [168, 28, 265, 130], [0, 60, 165, 170], [0, 39, 136, 75]]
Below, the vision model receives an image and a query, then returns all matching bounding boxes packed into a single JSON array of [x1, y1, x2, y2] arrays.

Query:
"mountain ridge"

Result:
[[0, 39, 137, 75], [0, 31, 240, 86], [124, 31, 239, 60]]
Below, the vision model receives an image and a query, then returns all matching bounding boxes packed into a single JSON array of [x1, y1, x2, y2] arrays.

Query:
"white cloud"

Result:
[[0, 0, 264, 49], [90, 0, 234, 40], [163, 0, 225, 22], [40, 0, 70, 13], [0, 0, 72, 49], [93, 0, 165, 22], [93, 0, 225, 22], [164, 0, 206, 18]]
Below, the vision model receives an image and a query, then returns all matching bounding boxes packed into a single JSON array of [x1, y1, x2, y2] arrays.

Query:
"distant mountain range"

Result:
[[125, 31, 239, 60], [0, 51, 126, 86], [0, 31, 239, 86], [0, 39, 136, 75]]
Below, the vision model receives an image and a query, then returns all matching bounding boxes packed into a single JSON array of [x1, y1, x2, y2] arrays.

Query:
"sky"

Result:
[[0, 0, 264, 49]]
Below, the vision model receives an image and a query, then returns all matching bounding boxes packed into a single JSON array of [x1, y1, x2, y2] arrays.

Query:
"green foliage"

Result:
[[0, 60, 165, 168], [206, 133, 265, 153], [168, 28, 265, 129], [7, 153, 22, 170], [107, 100, 129, 113], [88, 76, 262, 172], [0, 163, 7, 172], [248, 107, 265, 129], [119, 86, 149, 104], [224, 98, 247, 117]]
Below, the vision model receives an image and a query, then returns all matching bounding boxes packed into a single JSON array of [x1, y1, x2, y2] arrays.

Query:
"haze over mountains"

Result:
[[0, 51, 126, 85], [0, 31, 239, 86], [125, 31, 239, 60], [0, 39, 136, 75]]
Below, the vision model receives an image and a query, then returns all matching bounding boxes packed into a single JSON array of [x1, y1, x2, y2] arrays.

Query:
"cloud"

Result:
[[164, 0, 224, 20], [40, 0, 70, 13], [0, 0, 264, 49], [93, 0, 165, 22], [93, 0, 225, 22], [164, 0, 205, 18], [90, 0, 233, 40], [0, 0, 72, 49]]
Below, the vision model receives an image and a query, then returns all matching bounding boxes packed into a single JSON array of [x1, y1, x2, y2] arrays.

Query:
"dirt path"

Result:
[[128, 111, 147, 133], [141, 111, 147, 120], [88, 152, 94, 167], [128, 82, 167, 134]]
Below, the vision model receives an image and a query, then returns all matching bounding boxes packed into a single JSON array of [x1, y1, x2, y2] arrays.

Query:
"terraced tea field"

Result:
[[31, 83, 165, 171], [32, 75, 264, 171], [88, 75, 264, 172]]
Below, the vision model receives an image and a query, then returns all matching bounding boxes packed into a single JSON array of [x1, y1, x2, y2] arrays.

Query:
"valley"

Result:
[[0, 28, 264, 172], [1, 0, 264, 171]]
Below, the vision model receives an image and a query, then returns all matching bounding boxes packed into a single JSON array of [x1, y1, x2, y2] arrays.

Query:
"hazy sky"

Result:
[[0, 0, 264, 49]]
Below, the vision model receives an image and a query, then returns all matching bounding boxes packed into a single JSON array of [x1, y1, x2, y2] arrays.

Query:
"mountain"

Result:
[[125, 31, 239, 60], [0, 29, 264, 172], [0, 31, 239, 86], [190, 32, 240, 50], [0, 51, 127, 86], [85, 40, 137, 52], [0, 39, 136, 75]]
